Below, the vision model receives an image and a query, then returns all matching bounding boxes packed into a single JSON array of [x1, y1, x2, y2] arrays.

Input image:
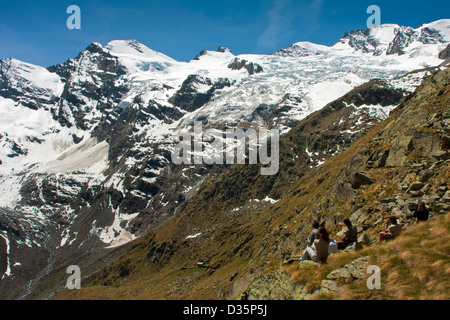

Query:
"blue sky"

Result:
[[0, 0, 449, 67]]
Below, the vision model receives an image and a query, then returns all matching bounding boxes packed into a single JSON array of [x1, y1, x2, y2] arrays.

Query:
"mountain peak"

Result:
[[192, 46, 234, 61], [85, 42, 106, 54]]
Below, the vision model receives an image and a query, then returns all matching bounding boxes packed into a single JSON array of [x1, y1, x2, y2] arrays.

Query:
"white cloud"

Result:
[[256, 0, 323, 52], [257, 0, 290, 50]]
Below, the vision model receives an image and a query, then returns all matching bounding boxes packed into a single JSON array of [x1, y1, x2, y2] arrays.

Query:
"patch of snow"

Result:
[[186, 232, 202, 239]]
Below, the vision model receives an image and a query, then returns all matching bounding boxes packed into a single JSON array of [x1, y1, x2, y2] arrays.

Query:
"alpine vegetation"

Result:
[[171, 121, 280, 176]]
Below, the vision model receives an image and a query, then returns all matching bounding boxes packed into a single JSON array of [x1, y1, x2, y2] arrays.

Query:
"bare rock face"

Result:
[[228, 58, 263, 75], [439, 44, 450, 59], [348, 171, 375, 189]]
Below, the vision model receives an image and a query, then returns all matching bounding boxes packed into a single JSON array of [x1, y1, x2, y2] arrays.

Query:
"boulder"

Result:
[[245, 271, 293, 300], [391, 207, 405, 218], [319, 279, 341, 293], [408, 181, 425, 192], [351, 209, 369, 225], [420, 170, 435, 183], [385, 136, 412, 167], [344, 242, 363, 252], [326, 256, 369, 281], [429, 194, 441, 202], [349, 171, 375, 189], [358, 233, 372, 245], [431, 150, 450, 160], [335, 182, 356, 203]]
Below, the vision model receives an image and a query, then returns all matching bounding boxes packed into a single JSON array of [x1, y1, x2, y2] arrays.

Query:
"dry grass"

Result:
[[327, 212, 450, 300], [281, 212, 450, 300]]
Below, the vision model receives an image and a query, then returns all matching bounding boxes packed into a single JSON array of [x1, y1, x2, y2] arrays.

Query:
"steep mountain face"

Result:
[[0, 20, 449, 299], [55, 64, 450, 301]]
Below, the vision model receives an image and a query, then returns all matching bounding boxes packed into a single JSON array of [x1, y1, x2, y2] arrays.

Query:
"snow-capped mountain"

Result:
[[0, 19, 449, 298]]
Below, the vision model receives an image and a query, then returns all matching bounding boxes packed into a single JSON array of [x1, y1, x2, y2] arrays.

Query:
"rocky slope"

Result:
[[1, 20, 450, 299]]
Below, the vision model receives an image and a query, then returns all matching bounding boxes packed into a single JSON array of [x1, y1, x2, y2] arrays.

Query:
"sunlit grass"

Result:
[[286, 212, 450, 300]]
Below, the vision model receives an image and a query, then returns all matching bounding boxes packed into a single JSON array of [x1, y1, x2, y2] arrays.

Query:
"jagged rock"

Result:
[[409, 190, 424, 198], [327, 267, 352, 280], [429, 194, 441, 202], [386, 27, 416, 55], [396, 196, 407, 207], [376, 151, 390, 168], [380, 198, 395, 204], [402, 173, 415, 184], [228, 58, 263, 75]]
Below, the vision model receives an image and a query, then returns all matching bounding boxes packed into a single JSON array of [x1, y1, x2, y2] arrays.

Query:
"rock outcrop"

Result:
[[439, 44, 450, 59]]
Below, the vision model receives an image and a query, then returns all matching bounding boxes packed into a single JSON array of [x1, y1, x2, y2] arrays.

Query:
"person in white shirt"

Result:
[[379, 216, 402, 241]]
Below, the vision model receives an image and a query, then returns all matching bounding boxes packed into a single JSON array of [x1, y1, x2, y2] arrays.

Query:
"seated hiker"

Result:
[[306, 220, 320, 247], [300, 227, 331, 263], [337, 218, 358, 250], [412, 202, 429, 223], [282, 220, 321, 265], [379, 216, 402, 241]]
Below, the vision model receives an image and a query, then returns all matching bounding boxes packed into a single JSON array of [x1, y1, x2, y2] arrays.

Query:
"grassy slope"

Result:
[[282, 211, 450, 300]]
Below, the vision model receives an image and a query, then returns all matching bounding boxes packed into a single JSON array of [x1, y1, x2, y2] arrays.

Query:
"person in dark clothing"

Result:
[[306, 220, 320, 247], [412, 203, 429, 223], [337, 218, 358, 250]]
